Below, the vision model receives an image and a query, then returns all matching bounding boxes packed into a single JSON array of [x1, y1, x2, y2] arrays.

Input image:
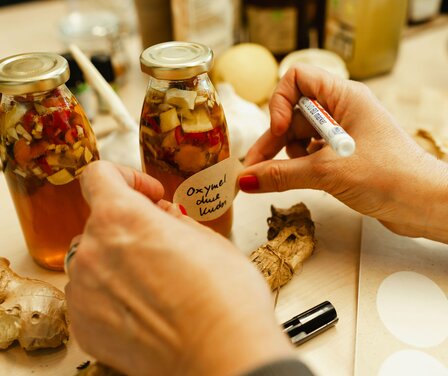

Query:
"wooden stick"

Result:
[[69, 44, 137, 132]]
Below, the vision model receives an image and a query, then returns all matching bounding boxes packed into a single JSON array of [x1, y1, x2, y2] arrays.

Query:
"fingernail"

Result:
[[239, 175, 259, 191], [178, 204, 188, 216]]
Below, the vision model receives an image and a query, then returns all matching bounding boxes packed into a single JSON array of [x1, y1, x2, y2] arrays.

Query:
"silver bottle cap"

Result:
[[140, 41, 213, 80], [0, 53, 69, 95]]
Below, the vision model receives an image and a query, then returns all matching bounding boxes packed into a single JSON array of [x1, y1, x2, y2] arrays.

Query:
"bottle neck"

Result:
[[147, 73, 211, 92]]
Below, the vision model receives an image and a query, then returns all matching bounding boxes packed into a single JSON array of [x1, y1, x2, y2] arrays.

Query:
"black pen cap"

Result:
[[283, 301, 338, 338]]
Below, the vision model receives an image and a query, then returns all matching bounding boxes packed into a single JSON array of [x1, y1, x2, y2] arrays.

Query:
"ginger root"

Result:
[[250, 203, 316, 292], [0, 257, 69, 351]]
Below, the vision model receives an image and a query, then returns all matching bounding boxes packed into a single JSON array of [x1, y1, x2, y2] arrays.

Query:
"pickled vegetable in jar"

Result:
[[0, 53, 99, 270], [139, 42, 238, 237]]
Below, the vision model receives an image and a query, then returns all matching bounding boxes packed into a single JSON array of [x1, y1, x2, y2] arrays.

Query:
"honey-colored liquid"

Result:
[[325, 0, 407, 79], [4, 165, 89, 270], [142, 160, 233, 237]]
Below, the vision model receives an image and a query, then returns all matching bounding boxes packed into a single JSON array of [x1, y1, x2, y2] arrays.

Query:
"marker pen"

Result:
[[298, 97, 356, 157]]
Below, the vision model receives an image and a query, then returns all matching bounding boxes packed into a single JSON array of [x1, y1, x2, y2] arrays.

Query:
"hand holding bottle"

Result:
[[65, 161, 295, 376]]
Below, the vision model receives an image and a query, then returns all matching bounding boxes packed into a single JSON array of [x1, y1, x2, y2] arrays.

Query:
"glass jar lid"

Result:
[[0, 53, 69, 95], [140, 41, 213, 80]]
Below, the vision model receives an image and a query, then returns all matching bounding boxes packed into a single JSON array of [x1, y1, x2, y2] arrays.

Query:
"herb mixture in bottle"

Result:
[[0, 53, 99, 270], [139, 42, 233, 237]]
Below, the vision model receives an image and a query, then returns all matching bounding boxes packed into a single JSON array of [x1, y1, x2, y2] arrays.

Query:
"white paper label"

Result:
[[173, 157, 243, 221]]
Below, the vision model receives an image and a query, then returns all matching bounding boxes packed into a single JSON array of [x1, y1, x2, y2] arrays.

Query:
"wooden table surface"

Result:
[[0, 2, 447, 375]]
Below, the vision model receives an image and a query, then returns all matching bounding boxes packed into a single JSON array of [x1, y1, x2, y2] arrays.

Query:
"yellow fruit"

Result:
[[211, 43, 278, 104]]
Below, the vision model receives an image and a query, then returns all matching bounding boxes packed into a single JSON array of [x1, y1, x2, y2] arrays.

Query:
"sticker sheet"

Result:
[[355, 217, 448, 375]]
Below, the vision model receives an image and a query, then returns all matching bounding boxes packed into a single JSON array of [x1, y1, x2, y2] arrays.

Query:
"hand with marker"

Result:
[[240, 63, 448, 243]]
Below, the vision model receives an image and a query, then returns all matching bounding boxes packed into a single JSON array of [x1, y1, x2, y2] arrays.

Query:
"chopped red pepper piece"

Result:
[[208, 127, 223, 146], [42, 114, 56, 138], [145, 115, 161, 133], [41, 95, 67, 108], [36, 156, 53, 175], [174, 126, 185, 145], [22, 109, 37, 132], [175, 126, 218, 146], [53, 110, 70, 131], [184, 131, 208, 145], [64, 129, 77, 144]]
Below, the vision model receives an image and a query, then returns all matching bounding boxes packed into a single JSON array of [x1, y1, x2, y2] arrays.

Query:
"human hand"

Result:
[[240, 64, 448, 242], [65, 161, 293, 376]]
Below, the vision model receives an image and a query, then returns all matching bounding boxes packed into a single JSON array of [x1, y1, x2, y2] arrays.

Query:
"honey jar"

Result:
[[139, 42, 234, 237], [0, 53, 99, 270]]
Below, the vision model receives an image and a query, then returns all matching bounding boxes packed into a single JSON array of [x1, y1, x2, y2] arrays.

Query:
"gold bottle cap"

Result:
[[140, 41, 213, 80], [0, 53, 69, 95]]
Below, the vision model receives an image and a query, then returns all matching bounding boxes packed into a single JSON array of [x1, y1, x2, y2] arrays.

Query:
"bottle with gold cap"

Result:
[[0, 52, 99, 270], [139, 42, 234, 237]]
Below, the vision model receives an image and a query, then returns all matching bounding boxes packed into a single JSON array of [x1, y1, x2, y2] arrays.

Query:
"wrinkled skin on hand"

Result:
[[65, 161, 293, 376], [241, 64, 448, 243]]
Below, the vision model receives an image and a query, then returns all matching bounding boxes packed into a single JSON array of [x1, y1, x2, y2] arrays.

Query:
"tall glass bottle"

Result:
[[325, 0, 408, 79], [244, 0, 310, 60], [0, 53, 99, 270], [139, 42, 233, 237]]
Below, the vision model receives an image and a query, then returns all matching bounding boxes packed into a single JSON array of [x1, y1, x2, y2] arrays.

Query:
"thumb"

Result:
[[238, 155, 325, 193], [80, 160, 165, 210]]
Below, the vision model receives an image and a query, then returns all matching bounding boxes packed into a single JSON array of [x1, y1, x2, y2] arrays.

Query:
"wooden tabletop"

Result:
[[0, 2, 447, 375]]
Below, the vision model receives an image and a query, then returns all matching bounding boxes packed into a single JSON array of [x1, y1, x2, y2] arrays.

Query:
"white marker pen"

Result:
[[298, 97, 355, 157]]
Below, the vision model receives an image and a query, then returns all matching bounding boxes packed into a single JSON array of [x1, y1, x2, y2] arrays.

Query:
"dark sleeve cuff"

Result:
[[242, 358, 314, 376]]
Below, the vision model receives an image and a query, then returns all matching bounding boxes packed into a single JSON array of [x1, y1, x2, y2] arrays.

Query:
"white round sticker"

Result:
[[379, 350, 447, 376], [376, 271, 448, 348]]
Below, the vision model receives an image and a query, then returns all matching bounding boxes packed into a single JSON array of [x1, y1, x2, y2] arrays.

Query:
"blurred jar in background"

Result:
[[91, 54, 117, 113], [171, 0, 236, 56], [325, 0, 407, 79], [59, 2, 129, 86], [134, 0, 173, 49], [63, 52, 97, 121], [65, 0, 138, 35], [306, 0, 326, 48], [244, 0, 310, 60]]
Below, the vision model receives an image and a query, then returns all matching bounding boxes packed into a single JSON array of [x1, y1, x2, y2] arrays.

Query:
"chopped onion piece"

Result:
[[160, 108, 180, 133], [84, 147, 93, 163], [13, 168, 27, 178], [47, 168, 74, 185], [181, 108, 213, 133], [165, 88, 197, 110], [16, 124, 32, 141], [7, 127, 19, 140]]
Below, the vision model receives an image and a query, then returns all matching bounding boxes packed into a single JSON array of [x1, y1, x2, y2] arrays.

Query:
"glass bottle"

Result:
[[0, 53, 99, 270], [139, 42, 233, 237], [324, 0, 407, 79], [244, 0, 310, 60]]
